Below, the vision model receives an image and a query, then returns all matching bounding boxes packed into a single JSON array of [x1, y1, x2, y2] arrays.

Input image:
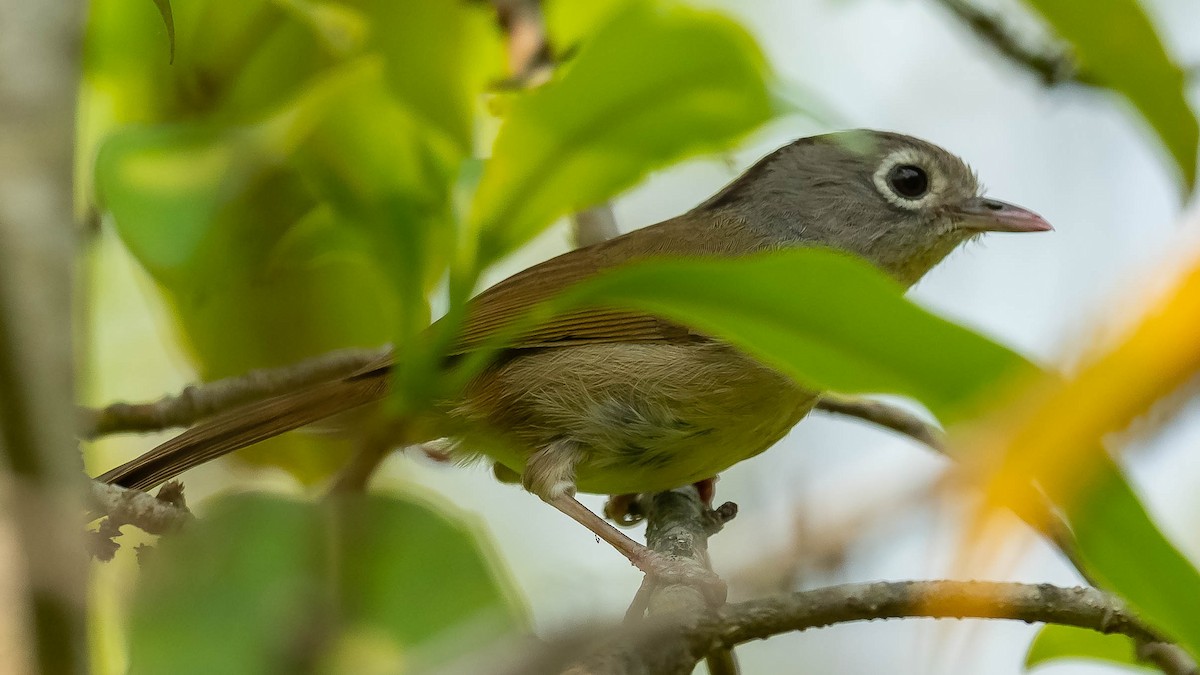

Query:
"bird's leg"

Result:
[[523, 442, 647, 562], [524, 442, 725, 604]]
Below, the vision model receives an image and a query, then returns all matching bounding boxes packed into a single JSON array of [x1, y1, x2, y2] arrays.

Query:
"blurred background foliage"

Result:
[[77, 0, 1199, 673]]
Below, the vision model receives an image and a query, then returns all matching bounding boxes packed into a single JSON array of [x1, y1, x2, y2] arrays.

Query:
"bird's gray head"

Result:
[[699, 129, 1051, 286]]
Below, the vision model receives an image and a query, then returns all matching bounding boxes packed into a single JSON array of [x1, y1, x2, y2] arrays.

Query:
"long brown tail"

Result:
[[96, 372, 390, 492]]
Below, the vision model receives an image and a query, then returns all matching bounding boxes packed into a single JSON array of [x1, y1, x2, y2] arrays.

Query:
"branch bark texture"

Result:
[[571, 580, 1157, 675]]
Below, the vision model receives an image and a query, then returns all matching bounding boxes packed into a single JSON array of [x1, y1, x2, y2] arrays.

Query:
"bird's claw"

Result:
[[632, 550, 727, 607]]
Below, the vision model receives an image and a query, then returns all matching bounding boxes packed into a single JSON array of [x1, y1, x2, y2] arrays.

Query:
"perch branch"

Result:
[[624, 487, 741, 674]]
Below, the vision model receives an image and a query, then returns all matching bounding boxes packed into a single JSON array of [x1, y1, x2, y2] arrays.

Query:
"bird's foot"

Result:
[[629, 547, 728, 608], [604, 493, 643, 526]]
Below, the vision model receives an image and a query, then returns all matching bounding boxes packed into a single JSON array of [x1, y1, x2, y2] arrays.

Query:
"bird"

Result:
[[96, 129, 1051, 577]]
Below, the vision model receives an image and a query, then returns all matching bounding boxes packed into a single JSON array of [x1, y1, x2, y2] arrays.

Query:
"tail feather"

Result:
[[96, 374, 390, 492]]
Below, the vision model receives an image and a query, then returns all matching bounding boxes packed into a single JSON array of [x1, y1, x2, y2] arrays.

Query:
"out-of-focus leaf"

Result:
[[128, 495, 322, 675], [1026, 624, 1150, 672], [1020, 0, 1197, 187], [1068, 462, 1200, 656], [94, 60, 366, 278], [470, 1, 774, 265], [331, 495, 530, 655], [974, 254, 1200, 655], [542, 0, 633, 50], [149, 0, 175, 63], [128, 493, 526, 675], [355, 0, 501, 154], [507, 247, 1200, 657]]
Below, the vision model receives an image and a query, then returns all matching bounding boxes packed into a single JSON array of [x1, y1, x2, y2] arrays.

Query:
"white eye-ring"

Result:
[[873, 148, 944, 210]]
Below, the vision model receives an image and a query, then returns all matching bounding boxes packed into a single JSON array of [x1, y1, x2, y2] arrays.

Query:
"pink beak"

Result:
[[956, 197, 1053, 233]]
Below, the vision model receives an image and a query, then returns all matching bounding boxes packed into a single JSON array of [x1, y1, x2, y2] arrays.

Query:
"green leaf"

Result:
[[1069, 461, 1200, 656], [331, 495, 530, 654], [542, 0, 634, 50], [149, 0, 175, 63], [1026, 624, 1150, 672], [95, 60, 368, 278], [128, 493, 527, 675], [552, 248, 1028, 420], [1020, 0, 1198, 188], [128, 495, 325, 675], [355, 0, 500, 155], [470, 1, 774, 265], [540, 248, 1200, 651]]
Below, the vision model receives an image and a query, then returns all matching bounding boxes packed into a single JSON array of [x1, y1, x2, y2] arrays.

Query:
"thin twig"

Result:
[[79, 346, 388, 438], [88, 480, 191, 534], [933, 0, 1082, 85], [815, 394, 946, 450], [87, 480, 192, 561]]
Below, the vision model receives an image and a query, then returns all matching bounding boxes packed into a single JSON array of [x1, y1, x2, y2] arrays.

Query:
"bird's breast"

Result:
[[448, 342, 817, 495]]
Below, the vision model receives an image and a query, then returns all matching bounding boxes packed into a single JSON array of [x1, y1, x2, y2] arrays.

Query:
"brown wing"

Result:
[[450, 212, 769, 354]]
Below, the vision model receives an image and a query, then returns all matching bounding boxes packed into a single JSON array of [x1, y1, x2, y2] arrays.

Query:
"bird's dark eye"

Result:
[[887, 164, 929, 199]]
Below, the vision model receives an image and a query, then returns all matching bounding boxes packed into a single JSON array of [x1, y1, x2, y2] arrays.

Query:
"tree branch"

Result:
[[932, 0, 1083, 86], [815, 393, 946, 450], [86, 480, 192, 561], [79, 346, 388, 438]]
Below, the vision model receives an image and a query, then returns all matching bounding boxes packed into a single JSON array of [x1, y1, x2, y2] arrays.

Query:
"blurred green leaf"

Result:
[[542, 0, 634, 51], [1020, 0, 1198, 188], [129, 493, 526, 675], [1026, 624, 1150, 672], [470, 1, 775, 265], [331, 495, 530, 652], [95, 60, 367, 277], [129, 495, 323, 675], [354, 0, 501, 155], [1069, 464, 1200, 656], [541, 248, 1200, 650], [149, 0, 175, 63]]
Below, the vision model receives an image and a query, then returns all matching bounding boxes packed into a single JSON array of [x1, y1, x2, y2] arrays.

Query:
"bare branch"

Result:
[[79, 346, 388, 438], [815, 394, 946, 450], [718, 581, 1155, 644], [933, 0, 1083, 86], [87, 481, 191, 562], [88, 480, 191, 535], [1138, 641, 1200, 675], [573, 580, 1163, 675]]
